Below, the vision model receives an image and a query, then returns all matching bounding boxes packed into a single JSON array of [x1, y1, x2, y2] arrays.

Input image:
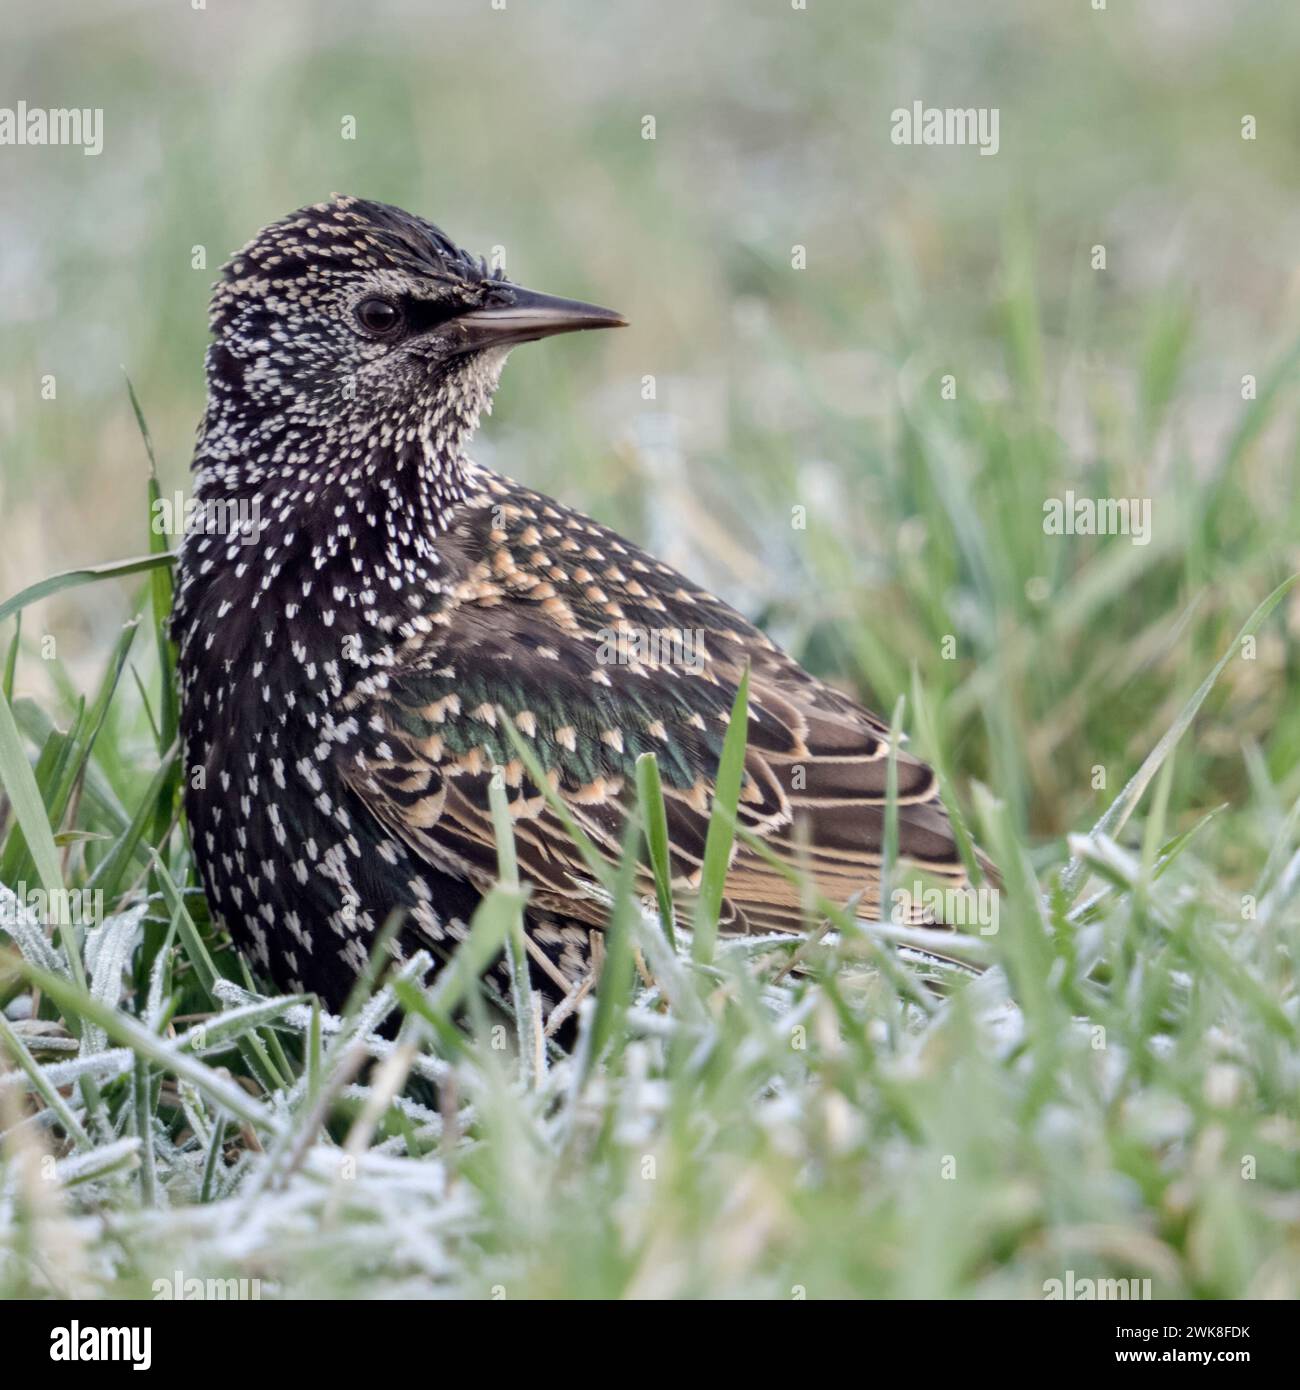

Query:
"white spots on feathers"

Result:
[[171, 197, 674, 997]]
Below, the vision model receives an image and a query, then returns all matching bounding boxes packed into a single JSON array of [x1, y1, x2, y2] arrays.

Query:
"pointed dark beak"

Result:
[[452, 284, 627, 353]]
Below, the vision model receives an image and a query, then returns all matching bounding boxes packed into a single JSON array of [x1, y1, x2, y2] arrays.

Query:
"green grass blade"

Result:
[[0, 717, 76, 888], [12, 622, 140, 889], [691, 665, 750, 964], [0, 553, 176, 630], [503, 718, 613, 889], [149, 849, 286, 1092], [132, 1052, 158, 1206], [587, 818, 640, 1067], [179, 995, 306, 1053], [127, 379, 182, 872], [1061, 573, 1299, 903], [2, 613, 18, 703], [0, 686, 87, 1010], [635, 751, 676, 950], [394, 882, 522, 1057], [85, 746, 178, 902], [910, 667, 984, 886], [487, 768, 540, 1085]]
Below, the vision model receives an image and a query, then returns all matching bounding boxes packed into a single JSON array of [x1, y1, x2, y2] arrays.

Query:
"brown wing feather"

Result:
[[339, 472, 987, 942]]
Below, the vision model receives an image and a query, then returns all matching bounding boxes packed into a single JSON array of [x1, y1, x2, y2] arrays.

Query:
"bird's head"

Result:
[[203, 194, 625, 453]]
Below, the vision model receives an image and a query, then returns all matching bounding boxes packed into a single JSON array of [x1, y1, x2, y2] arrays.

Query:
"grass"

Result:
[[4, 0, 1300, 1301], [2, 308, 1299, 1297]]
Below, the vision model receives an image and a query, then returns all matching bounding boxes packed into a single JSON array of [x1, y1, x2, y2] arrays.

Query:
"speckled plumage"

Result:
[[173, 194, 981, 1024]]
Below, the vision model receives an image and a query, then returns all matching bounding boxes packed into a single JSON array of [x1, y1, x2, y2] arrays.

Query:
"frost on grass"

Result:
[[3, 868, 1299, 1298], [0, 940, 480, 1297], [0, 886, 1012, 1300], [1, 882, 543, 1290]]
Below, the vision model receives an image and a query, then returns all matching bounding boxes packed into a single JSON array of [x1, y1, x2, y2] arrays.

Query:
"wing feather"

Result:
[[339, 476, 989, 942]]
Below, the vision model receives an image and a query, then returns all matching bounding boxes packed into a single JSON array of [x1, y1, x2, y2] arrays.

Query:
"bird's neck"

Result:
[[176, 348, 515, 690], [188, 344, 510, 543], [176, 415, 489, 690]]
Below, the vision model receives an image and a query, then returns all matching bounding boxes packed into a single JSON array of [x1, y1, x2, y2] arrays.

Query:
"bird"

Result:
[[172, 194, 985, 1032]]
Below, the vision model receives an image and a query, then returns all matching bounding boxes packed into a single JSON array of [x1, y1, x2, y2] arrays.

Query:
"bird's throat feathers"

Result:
[[192, 339, 511, 555]]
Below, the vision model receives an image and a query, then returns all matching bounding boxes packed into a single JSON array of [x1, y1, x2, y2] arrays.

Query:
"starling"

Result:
[[173, 195, 982, 1023]]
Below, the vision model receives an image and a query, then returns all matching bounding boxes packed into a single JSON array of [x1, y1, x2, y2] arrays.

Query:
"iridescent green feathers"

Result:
[[176, 196, 984, 1013], [343, 473, 974, 940]]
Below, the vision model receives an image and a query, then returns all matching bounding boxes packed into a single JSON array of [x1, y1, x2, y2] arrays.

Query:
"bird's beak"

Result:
[[451, 284, 627, 353]]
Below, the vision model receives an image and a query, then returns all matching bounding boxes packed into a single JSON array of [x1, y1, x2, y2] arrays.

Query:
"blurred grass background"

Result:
[[4, 0, 1300, 1305], [3, 0, 1300, 873]]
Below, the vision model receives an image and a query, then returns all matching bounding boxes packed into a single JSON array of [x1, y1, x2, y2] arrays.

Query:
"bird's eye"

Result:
[[355, 297, 403, 337]]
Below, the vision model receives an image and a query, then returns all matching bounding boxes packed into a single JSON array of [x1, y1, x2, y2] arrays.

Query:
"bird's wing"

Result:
[[339, 476, 977, 937]]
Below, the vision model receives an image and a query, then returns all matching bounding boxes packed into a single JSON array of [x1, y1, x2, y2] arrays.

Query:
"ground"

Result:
[[1, 1, 1299, 1299]]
